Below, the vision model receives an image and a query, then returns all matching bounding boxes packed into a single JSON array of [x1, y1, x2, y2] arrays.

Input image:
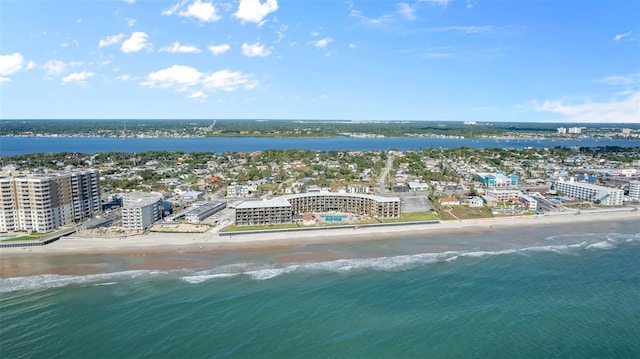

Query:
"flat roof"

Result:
[[236, 199, 292, 209], [280, 192, 400, 203]]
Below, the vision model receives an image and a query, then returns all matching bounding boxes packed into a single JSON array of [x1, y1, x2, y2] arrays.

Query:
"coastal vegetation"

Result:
[[1, 119, 637, 139]]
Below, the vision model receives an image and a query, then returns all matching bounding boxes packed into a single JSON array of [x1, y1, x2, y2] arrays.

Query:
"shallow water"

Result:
[[1, 219, 639, 358]]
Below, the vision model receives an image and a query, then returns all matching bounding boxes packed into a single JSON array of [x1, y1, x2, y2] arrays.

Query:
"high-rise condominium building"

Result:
[[0, 169, 101, 232]]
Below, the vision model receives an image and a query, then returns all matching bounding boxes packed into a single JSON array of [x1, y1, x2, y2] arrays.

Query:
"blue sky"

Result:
[[1, 0, 638, 123]]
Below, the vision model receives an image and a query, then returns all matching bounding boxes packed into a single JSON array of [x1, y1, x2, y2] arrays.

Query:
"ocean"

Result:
[[1, 219, 639, 358], [0, 136, 637, 156]]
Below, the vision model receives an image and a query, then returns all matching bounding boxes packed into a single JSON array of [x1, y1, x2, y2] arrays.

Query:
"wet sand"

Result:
[[1, 209, 638, 278]]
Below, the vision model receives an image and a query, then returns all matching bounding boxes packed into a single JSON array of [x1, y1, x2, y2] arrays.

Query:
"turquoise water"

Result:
[[321, 214, 346, 222], [1, 220, 639, 358]]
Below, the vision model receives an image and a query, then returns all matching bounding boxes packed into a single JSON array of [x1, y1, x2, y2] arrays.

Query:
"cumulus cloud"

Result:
[[613, 31, 632, 41], [99, 33, 125, 47], [208, 44, 231, 55], [160, 41, 201, 53], [61, 71, 94, 85], [42, 60, 82, 77], [189, 91, 208, 101], [163, 0, 220, 22], [142, 64, 258, 98], [397, 3, 416, 20], [529, 92, 640, 123], [313, 37, 333, 49], [121, 32, 151, 53], [241, 42, 271, 57], [0, 53, 24, 76], [234, 0, 278, 25], [202, 69, 258, 90]]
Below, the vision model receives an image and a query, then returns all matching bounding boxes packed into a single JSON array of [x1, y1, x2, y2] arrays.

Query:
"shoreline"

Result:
[[2, 209, 638, 258], [1, 210, 639, 279]]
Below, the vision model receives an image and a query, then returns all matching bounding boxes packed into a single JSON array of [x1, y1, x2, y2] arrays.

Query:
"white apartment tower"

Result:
[[121, 192, 162, 231], [629, 181, 640, 201], [554, 178, 624, 206], [0, 170, 101, 232]]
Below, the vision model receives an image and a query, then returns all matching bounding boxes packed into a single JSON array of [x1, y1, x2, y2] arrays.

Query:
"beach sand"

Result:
[[1, 209, 638, 278]]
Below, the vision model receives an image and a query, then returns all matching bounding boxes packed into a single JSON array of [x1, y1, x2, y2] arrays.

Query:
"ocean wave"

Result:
[[586, 241, 615, 250], [182, 236, 639, 283], [180, 273, 240, 284], [0, 270, 167, 293], [4, 232, 639, 290]]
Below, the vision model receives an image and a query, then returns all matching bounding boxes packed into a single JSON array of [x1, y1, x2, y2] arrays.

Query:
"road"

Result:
[[378, 154, 394, 194]]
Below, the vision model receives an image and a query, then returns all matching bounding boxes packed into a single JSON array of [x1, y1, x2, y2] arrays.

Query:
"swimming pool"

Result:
[[320, 215, 347, 222]]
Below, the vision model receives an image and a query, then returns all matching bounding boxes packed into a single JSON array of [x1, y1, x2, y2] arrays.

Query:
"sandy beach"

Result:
[[2, 209, 638, 259]]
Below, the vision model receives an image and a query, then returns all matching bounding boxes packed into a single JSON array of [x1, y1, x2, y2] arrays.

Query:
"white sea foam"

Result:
[[180, 273, 240, 284], [0, 270, 166, 293], [586, 241, 615, 250]]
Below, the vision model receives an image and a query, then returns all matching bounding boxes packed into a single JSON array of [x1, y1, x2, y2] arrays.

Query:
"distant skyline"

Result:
[[1, 0, 639, 123]]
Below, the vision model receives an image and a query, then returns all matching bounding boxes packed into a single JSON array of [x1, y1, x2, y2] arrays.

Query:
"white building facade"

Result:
[[554, 179, 624, 205], [121, 193, 162, 230], [629, 181, 640, 201]]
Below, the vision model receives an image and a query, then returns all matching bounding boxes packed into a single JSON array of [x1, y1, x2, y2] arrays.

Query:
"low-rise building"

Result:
[[234, 193, 401, 226], [476, 171, 519, 188], [554, 178, 624, 205]]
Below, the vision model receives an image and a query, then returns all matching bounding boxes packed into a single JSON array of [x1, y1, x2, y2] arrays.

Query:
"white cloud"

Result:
[[313, 37, 333, 49], [431, 26, 495, 34], [397, 3, 416, 20], [99, 33, 125, 47], [241, 42, 271, 57], [529, 92, 640, 123], [121, 32, 151, 53], [160, 41, 201, 53], [123, 0, 135, 3], [42, 60, 82, 77], [419, 0, 450, 5], [0, 77, 11, 83], [127, 18, 136, 27], [26, 61, 36, 70], [234, 0, 278, 25], [62, 71, 94, 85], [349, 43, 357, 49], [613, 31, 632, 41], [349, 9, 393, 26], [115, 74, 131, 80], [208, 44, 231, 55], [163, 0, 220, 22], [76, 18, 83, 24], [189, 91, 208, 100], [143, 65, 258, 98], [596, 73, 640, 86], [203, 70, 257, 91], [145, 65, 202, 89], [0, 53, 24, 76]]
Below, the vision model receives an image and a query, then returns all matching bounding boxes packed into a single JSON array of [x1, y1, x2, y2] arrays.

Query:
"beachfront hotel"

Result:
[[553, 178, 624, 206], [0, 169, 101, 232], [629, 181, 640, 201], [476, 171, 519, 188], [121, 192, 162, 231], [235, 193, 401, 226]]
